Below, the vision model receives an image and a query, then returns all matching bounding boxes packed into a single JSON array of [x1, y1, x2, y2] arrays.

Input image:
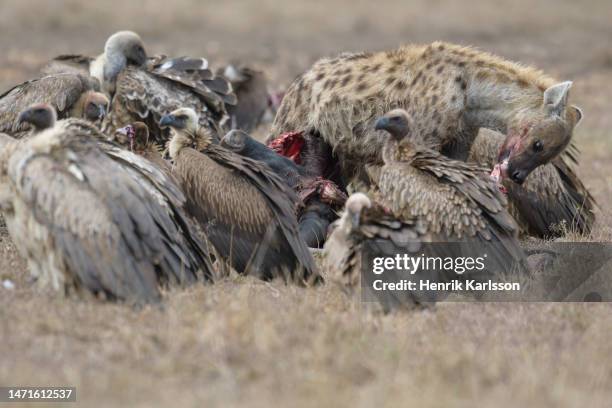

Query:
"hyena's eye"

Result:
[[532, 140, 543, 152]]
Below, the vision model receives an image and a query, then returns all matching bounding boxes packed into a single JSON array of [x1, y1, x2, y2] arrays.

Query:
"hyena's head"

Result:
[[499, 81, 582, 185]]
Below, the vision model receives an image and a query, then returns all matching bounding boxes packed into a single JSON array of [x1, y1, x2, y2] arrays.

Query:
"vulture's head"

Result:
[[114, 122, 149, 152], [18, 104, 57, 131], [162, 108, 209, 159], [105, 31, 147, 67], [220, 129, 249, 153], [82, 91, 109, 122], [160, 108, 198, 133], [375, 109, 413, 141], [343, 192, 372, 232]]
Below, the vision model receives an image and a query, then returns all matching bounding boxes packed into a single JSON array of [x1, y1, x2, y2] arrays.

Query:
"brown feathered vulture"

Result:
[[161, 108, 320, 284], [469, 129, 596, 237], [373, 109, 527, 274], [0, 73, 108, 137], [0, 107, 215, 303], [218, 65, 271, 132], [323, 193, 431, 309], [42, 31, 237, 143]]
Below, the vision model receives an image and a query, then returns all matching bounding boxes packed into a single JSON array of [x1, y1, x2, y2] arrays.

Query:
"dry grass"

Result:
[[0, 1, 611, 407]]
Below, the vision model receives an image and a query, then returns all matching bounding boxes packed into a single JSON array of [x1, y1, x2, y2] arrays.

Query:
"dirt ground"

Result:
[[0, 1, 611, 407]]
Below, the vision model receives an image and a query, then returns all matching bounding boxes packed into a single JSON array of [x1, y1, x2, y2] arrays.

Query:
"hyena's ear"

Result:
[[543, 81, 572, 116]]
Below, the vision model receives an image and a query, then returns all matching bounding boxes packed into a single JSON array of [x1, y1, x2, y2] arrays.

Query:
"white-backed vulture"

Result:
[[162, 108, 320, 284], [42, 31, 237, 142], [469, 129, 596, 237], [0, 109, 215, 303], [0, 73, 108, 137], [324, 193, 443, 310], [219, 65, 271, 132], [373, 109, 527, 273]]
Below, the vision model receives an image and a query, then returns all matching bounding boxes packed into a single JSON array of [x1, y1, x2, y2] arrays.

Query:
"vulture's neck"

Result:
[[99, 51, 126, 94], [168, 127, 211, 159], [382, 137, 415, 164]]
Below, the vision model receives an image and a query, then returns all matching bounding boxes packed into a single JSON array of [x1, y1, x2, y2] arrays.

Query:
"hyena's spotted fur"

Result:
[[272, 42, 582, 185]]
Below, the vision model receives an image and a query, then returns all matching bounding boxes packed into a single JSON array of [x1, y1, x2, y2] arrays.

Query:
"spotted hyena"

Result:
[[271, 42, 582, 186]]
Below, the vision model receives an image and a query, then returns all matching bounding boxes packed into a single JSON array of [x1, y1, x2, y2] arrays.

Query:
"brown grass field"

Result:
[[0, 1, 611, 406]]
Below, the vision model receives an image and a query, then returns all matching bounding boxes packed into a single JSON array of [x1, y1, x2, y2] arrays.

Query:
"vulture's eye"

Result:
[[532, 140, 543, 152]]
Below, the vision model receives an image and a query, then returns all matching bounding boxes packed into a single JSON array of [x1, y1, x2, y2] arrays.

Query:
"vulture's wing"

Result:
[[411, 149, 518, 235], [326, 203, 456, 309], [9, 132, 210, 302], [149, 56, 237, 106], [507, 145, 596, 237], [71, 123, 215, 283], [0, 73, 97, 134], [40, 54, 93, 76], [61, 118, 186, 204], [552, 144, 596, 231], [95, 145, 214, 286], [176, 145, 318, 283], [381, 152, 526, 276], [470, 131, 596, 237], [9, 144, 160, 302], [105, 57, 236, 141]]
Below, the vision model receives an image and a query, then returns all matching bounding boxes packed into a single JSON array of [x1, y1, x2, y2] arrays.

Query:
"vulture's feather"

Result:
[[373, 110, 527, 275], [41, 32, 236, 143], [325, 194, 461, 310], [104, 56, 236, 143], [0, 73, 100, 135], [219, 65, 270, 132], [40, 54, 94, 76], [0, 119, 213, 303], [164, 109, 319, 284], [174, 145, 318, 283], [469, 129, 595, 237]]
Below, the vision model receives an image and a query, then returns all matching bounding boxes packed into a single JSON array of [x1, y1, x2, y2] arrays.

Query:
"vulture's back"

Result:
[[1, 130, 210, 303]]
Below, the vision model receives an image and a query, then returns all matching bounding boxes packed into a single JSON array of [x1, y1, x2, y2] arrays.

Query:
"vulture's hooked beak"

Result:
[[374, 117, 389, 131], [159, 114, 176, 128], [17, 110, 32, 126]]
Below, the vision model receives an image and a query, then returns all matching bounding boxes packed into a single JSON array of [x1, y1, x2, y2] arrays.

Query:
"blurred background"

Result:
[[1, 0, 611, 145], [1, 0, 611, 88]]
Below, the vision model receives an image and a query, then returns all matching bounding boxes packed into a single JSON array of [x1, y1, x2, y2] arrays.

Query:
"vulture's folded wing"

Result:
[[40, 54, 94, 76], [0, 73, 97, 134], [106, 65, 233, 142], [12, 149, 161, 302]]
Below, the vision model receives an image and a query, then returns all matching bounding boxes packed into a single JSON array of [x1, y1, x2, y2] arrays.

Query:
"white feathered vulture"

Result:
[[0, 106, 214, 303]]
